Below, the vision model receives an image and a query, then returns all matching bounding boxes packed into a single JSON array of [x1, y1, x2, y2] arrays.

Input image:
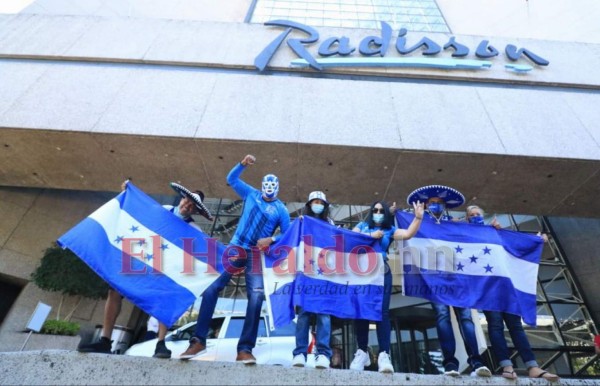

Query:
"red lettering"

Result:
[[348, 245, 378, 276], [120, 238, 147, 274]]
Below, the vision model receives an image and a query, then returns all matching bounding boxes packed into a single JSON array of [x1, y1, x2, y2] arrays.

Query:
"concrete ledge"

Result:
[[20, 334, 81, 351], [0, 351, 598, 385]]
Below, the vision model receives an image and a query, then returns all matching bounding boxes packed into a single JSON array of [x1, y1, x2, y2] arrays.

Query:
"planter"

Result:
[[23, 333, 81, 351]]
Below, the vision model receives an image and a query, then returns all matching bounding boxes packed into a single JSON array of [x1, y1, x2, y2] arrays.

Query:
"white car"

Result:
[[125, 313, 316, 367]]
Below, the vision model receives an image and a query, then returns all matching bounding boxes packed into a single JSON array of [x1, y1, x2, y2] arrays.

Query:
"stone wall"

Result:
[[0, 351, 595, 385], [0, 186, 135, 352]]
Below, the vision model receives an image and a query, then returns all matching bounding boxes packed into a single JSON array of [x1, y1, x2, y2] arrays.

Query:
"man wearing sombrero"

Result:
[[180, 154, 290, 364], [407, 184, 464, 223], [407, 185, 491, 378], [168, 182, 213, 224], [78, 180, 213, 359]]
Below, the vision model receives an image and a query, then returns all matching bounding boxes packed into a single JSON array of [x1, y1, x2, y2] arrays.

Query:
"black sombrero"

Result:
[[406, 185, 465, 209], [170, 182, 213, 221]]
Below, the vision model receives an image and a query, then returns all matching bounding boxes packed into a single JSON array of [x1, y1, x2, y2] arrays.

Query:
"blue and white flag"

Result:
[[396, 212, 542, 326], [58, 183, 227, 327], [263, 216, 385, 328]]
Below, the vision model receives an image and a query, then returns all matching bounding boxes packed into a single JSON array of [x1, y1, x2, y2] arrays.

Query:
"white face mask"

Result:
[[173, 206, 184, 219], [311, 203, 325, 214], [373, 213, 384, 224]]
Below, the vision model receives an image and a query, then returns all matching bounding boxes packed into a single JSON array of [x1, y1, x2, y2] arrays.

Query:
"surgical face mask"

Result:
[[469, 215, 485, 225], [373, 213, 384, 224], [311, 204, 325, 214], [262, 174, 279, 199], [428, 202, 445, 215], [173, 206, 184, 219]]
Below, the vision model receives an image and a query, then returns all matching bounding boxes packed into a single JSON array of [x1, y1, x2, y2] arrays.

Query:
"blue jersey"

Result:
[[355, 221, 397, 261], [227, 163, 290, 249]]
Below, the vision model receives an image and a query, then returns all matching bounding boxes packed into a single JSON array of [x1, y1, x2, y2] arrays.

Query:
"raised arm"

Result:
[[393, 201, 424, 241], [120, 178, 132, 191], [227, 154, 256, 199]]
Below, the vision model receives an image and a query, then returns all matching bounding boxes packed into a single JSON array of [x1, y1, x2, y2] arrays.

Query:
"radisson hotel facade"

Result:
[[0, 0, 599, 378]]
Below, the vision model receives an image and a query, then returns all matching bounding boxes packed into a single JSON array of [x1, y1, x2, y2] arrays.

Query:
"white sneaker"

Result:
[[292, 354, 305, 367], [472, 366, 492, 377], [444, 369, 460, 377], [444, 365, 460, 377], [315, 355, 330, 369], [377, 352, 394, 373], [349, 349, 371, 371]]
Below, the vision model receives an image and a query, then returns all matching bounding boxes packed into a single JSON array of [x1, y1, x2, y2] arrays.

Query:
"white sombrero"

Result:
[[406, 185, 465, 209], [170, 182, 213, 220]]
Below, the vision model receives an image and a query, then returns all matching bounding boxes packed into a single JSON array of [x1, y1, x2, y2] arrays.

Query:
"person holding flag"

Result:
[[406, 185, 491, 378], [349, 199, 424, 373], [77, 179, 213, 359], [179, 154, 290, 364], [292, 191, 335, 369], [466, 205, 559, 382]]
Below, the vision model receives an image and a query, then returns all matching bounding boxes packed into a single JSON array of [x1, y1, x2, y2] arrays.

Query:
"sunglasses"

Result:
[[372, 208, 385, 214]]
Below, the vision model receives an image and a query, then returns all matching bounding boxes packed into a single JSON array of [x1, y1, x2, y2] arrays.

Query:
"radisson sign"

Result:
[[255, 20, 549, 73]]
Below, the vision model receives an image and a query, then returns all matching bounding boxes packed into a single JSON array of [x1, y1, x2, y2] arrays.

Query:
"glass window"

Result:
[[225, 317, 268, 338], [207, 317, 226, 339], [268, 320, 297, 337], [513, 215, 543, 232], [250, 0, 450, 32], [224, 318, 244, 338], [173, 317, 225, 341]]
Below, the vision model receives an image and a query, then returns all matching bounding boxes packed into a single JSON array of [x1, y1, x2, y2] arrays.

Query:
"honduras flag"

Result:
[[396, 211, 542, 326], [263, 216, 385, 328], [57, 183, 227, 327]]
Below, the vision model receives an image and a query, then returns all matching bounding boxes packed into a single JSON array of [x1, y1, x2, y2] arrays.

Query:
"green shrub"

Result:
[[40, 319, 80, 336], [31, 243, 110, 321], [31, 243, 109, 300]]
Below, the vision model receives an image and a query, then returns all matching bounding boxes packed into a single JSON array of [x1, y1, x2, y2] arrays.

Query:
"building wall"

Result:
[[0, 186, 134, 352], [0, 14, 599, 216], [438, 0, 600, 44], [0, 0, 253, 22]]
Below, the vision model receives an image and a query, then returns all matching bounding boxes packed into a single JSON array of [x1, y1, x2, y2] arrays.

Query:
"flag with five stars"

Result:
[[263, 216, 385, 328], [396, 212, 542, 325], [57, 183, 227, 327]]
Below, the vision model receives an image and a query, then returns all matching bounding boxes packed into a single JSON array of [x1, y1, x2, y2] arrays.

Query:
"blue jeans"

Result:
[[484, 311, 538, 369], [354, 262, 392, 354], [293, 310, 332, 359], [194, 248, 265, 353], [432, 303, 484, 370]]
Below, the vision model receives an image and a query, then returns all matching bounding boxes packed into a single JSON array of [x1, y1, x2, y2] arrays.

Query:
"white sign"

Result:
[[26, 302, 52, 332]]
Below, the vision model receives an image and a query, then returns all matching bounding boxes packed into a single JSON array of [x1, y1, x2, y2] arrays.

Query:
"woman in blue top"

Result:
[[292, 191, 335, 369], [350, 200, 424, 373]]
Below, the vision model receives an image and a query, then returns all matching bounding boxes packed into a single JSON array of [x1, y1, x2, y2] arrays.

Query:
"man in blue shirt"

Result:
[[407, 185, 491, 378], [180, 154, 290, 364]]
